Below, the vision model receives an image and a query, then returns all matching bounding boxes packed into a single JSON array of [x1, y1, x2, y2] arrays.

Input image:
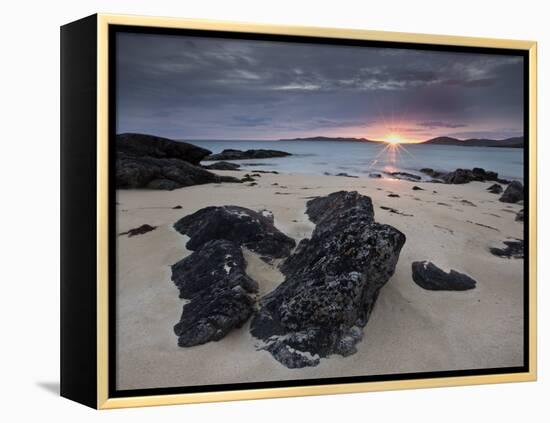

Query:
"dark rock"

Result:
[[499, 181, 524, 203], [258, 209, 274, 223], [473, 167, 498, 181], [205, 149, 291, 161], [443, 168, 474, 184], [335, 172, 358, 178], [387, 193, 400, 198], [251, 191, 406, 368], [241, 175, 255, 182], [204, 161, 241, 171], [173, 206, 296, 260], [116, 153, 241, 190], [251, 169, 279, 174], [241, 162, 273, 167], [172, 205, 183, 209], [115, 134, 243, 190], [411, 261, 476, 291], [389, 171, 421, 181], [516, 209, 524, 222], [489, 240, 524, 258], [248, 182, 258, 186], [171, 239, 258, 299], [421, 167, 501, 185], [171, 240, 257, 347], [174, 285, 255, 347], [304, 190, 374, 225], [487, 183, 503, 194], [117, 133, 211, 165], [466, 220, 499, 231], [420, 168, 447, 179], [412, 186, 424, 191], [380, 206, 413, 217], [119, 224, 157, 237], [146, 178, 181, 190], [420, 167, 435, 175], [369, 173, 382, 178]]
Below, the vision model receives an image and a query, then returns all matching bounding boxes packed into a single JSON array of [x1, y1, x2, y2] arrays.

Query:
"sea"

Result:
[[192, 140, 524, 181]]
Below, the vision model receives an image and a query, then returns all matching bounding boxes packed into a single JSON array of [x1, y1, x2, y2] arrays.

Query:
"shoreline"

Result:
[[116, 171, 524, 390]]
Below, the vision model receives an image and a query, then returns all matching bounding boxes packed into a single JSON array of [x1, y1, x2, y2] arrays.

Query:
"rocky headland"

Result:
[[116, 133, 241, 190], [205, 148, 291, 161]]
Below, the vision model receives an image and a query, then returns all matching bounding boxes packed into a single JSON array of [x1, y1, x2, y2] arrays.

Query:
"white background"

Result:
[[1, 0, 547, 420]]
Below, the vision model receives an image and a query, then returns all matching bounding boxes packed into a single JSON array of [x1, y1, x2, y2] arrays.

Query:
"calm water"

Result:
[[193, 140, 524, 181]]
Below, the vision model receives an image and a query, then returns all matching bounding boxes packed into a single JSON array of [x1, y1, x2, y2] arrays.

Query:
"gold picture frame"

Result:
[[61, 13, 537, 409]]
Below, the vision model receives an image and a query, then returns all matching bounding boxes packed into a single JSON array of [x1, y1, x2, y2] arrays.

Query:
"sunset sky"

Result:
[[116, 32, 524, 142]]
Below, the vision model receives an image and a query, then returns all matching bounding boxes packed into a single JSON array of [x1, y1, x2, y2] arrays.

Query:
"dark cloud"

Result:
[[116, 32, 524, 140], [393, 127, 434, 133], [229, 116, 273, 127], [418, 121, 469, 129], [313, 118, 369, 128], [442, 77, 497, 87]]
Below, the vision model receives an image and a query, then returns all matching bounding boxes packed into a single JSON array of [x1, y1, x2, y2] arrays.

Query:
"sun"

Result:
[[384, 133, 404, 144]]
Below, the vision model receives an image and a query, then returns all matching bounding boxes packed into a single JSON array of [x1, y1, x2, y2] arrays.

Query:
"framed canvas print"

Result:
[[60, 14, 537, 409]]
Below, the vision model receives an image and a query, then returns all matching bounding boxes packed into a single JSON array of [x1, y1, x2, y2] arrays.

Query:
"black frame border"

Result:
[[107, 24, 530, 399]]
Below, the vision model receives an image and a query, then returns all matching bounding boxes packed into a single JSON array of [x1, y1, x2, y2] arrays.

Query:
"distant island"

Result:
[[279, 135, 524, 148], [422, 136, 523, 148], [279, 136, 377, 143]]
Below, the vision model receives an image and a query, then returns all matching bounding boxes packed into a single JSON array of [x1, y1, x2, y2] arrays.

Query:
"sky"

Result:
[[116, 32, 524, 142]]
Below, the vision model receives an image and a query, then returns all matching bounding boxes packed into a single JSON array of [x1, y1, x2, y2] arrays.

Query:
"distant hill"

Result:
[[279, 136, 377, 143], [279, 135, 524, 148], [422, 136, 524, 148]]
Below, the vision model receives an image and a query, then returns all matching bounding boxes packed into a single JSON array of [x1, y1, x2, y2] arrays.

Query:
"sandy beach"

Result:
[[115, 171, 524, 390]]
